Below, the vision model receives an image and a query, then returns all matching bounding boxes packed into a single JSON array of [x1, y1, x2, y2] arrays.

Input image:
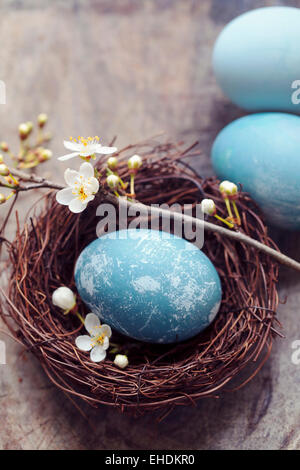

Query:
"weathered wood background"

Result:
[[1, 0, 300, 450]]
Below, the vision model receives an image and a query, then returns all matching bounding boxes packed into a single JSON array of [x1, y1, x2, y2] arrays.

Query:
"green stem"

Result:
[[214, 214, 234, 229], [224, 197, 233, 219], [37, 128, 44, 145], [8, 173, 19, 186], [232, 200, 241, 225], [75, 311, 85, 324], [130, 174, 135, 195]]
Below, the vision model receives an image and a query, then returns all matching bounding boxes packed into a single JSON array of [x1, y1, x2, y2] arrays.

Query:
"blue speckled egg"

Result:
[[75, 229, 222, 344], [213, 7, 300, 113], [211, 112, 300, 230]]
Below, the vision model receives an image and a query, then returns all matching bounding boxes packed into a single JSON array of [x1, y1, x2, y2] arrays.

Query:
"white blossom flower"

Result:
[[128, 154, 142, 170], [201, 198, 216, 215], [219, 180, 238, 196], [75, 313, 112, 363], [114, 354, 129, 369], [58, 136, 117, 161], [56, 162, 99, 213], [52, 287, 76, 312]]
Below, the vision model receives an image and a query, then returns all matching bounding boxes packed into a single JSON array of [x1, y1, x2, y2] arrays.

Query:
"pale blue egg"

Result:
[[211, 112, 300, 230], [75, 229, 222, 344], [213, 7, 300, 113]]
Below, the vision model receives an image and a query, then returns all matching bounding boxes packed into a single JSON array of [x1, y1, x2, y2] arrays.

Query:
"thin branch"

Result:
[[104, 192, 300, 273], [3, 169, 300, 272], [10, 167, 63, 190]]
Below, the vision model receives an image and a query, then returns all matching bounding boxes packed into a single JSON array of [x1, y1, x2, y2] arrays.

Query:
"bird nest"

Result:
[[1, 140, 281, 418]]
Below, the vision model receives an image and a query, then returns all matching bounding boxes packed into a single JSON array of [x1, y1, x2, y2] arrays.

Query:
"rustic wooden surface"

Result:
[[1, 0, 300, 450]]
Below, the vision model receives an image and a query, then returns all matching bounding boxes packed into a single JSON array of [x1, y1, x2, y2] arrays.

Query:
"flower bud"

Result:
[[0, 193, 6, 204], [52, 287, 76, 311], [107, 156, 118, 170], [18, 123, 30, 140], [26, 121, 33, 134], [128, 154, 142, 170], [40, 149, 52, 161], [114, 354, 129, 369], [201, 199, 216, 216], [0, 142, 9, 152], [0, 154, 4, 163], [37, 113, 48, 128], [219, 180, 238, 196], [107, 174, 120, 189], [0, 163, 9, 176]]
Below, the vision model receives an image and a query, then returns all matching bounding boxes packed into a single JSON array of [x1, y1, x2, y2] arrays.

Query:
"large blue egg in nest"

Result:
[[74, 229, 222, 344]]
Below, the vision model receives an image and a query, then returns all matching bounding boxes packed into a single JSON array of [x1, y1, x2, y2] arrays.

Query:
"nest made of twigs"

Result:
[[2, 139, 282, 418]]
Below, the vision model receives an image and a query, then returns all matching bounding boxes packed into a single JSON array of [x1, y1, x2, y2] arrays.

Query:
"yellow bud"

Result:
[[0, 163, 9, 176], [219, 180, 238, 196], [18, 123, 30, 139], [37, 113, 48, 128], [0, 154, 4, 163], [201, 199, 216, 216], [0, 142, 9, 152], [26, 121, 33, 134], [114, 354, 129, 369], [40, 149, 52, 161], [0, 193, 6, 204], [107, 174, 120, 189], [128, 154, 142, 170], [107, 156, 118, 170]]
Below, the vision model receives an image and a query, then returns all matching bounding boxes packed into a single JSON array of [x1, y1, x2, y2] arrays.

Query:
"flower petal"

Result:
[[102, 336, 110, 350], [69, 198, 87, 213], [89, 177, 99, 194], [90, 345, 106, 363], [79, 162, 94, 179], [58, 152, 80, 161], [100, 324, 112, 339], [56, 188, 74, 205], [96, 146, 117, 155], [64, 168, 79, 186], [85, 312, 101, 335], [75, 335, 93, 352], [85, 195, 95, 204], [63, 140, 80, 151]]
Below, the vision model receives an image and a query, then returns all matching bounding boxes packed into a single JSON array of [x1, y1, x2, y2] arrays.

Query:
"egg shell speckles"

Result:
[[74, 229, 222, 344]]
